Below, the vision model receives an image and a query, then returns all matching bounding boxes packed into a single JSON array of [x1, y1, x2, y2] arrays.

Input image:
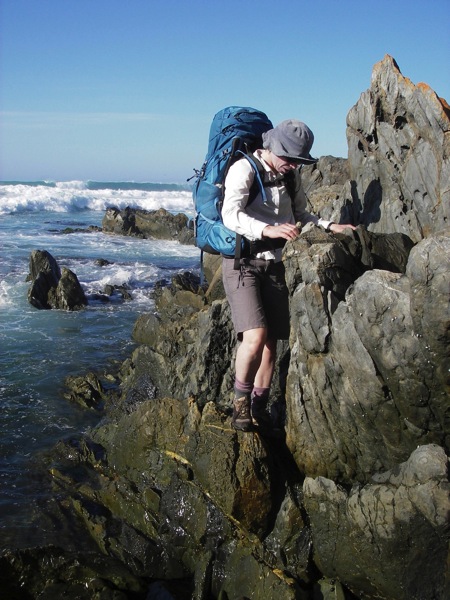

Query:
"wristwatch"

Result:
[[325, 222, 335, 232]]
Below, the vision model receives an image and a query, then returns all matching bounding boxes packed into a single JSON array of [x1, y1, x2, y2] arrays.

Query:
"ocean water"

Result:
[[0, 180, 199, 552]]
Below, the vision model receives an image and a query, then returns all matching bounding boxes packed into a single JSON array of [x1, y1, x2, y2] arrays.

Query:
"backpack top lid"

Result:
[[201, 107, 273, 181]]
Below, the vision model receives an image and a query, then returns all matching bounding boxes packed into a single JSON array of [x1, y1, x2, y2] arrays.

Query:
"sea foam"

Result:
[[0, 180, 194, 216]]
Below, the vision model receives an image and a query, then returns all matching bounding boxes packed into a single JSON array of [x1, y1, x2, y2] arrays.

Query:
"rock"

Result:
[[27, 249, 87, 311], [94, 258, 113, 267], [27, 249, 61, 308], [406, 232, 450, 415], [64, 372, 106, 411], [53, 267, 88, 310], [335, 226, 415, 273], [263, 483, 312, 582], [151, 271, 206, 319], [346, 54, 450, 241], [104, 284, 133, 300], [132, 271, 206, 345], [203, 253, 226, 301], [49, 398, 307, 599], [303, 445, 450, 600], [130, 298, 236, 409], [284, 230, 449, 483], [102, 206, 139, 235], [102, 206, 195, 244], [0, 545, 148, 599], [60, 225, 102, 234], [146, 581, 181, 599], [313, 578, 347, 600], [300, 156, 351, 225]]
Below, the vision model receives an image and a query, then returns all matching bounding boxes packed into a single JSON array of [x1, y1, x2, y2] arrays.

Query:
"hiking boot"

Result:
[[251, 398, 273, 431], [252, 398, 284, 438], [232, 394, 252, 431]]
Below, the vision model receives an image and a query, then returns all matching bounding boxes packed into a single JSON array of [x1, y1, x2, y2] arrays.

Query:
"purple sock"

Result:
[[252, 386, 270, 402], [234, 377, 253, 395]]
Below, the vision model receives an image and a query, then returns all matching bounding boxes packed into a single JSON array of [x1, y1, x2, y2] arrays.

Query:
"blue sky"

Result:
[[1, 0, 449, 183]]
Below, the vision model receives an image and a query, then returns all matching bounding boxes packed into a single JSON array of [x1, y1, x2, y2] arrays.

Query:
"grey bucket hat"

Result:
[[262, 119, 318, 164]]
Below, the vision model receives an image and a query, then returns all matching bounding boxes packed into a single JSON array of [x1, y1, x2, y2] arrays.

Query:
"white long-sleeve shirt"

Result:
[[222, 149, 332, 260]]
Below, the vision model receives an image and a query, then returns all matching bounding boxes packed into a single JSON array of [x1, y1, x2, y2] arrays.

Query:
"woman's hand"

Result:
[[329, 223, 356, 233], [262, 223, 300, 241]]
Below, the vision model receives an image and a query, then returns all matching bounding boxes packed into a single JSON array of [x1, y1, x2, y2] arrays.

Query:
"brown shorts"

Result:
[[222, 257, 290, 340]]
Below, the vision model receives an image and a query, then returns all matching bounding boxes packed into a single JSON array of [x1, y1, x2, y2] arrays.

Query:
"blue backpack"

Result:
[[192, 106, 273, 259]]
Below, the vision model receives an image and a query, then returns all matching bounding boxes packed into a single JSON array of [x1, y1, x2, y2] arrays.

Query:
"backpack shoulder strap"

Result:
[[238, 151, 300, 204], [229, 151, 267, 268], [235, 151, 268, 206]]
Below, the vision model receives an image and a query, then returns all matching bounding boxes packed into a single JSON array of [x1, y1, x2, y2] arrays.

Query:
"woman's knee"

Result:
[[241, 327, 267, 354]]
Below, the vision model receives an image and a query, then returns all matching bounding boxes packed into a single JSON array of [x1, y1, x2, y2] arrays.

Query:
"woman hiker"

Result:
[[221, 118, 356, 433]]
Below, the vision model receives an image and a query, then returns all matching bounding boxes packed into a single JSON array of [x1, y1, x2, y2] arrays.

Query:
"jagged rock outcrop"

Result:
[[39, 57, 450, 600], [27, 249, 87, 311], [47, 222, 449, 598], [346, 54, 450, 240]]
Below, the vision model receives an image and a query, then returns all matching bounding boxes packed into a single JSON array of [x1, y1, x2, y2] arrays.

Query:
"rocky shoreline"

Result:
[[3, 55, 449, 600]]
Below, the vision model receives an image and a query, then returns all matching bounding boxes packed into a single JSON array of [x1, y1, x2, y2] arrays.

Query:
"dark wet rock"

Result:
[[131, 297, 235, 409], [102, 206, 195, 244], [0, 545, 149, 600], [49, 399, 307, 599], [263, 482, 313, 582], [63, 372, 106, 411], [88, 292, 113, 304], [27, 249, 87, 311], [60, 225, 102, 234], [27, 248, 61, 306], [95, 257, 113, 267], [53, 267, 88, 310], [104, 284, 133, 300], [121, 372, 158, 414], [86, 284, 133, 305]]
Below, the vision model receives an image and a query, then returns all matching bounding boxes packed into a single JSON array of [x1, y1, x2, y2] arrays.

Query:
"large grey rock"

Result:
[[284, 231, 449, 483], [303, 444, 450, 600]]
